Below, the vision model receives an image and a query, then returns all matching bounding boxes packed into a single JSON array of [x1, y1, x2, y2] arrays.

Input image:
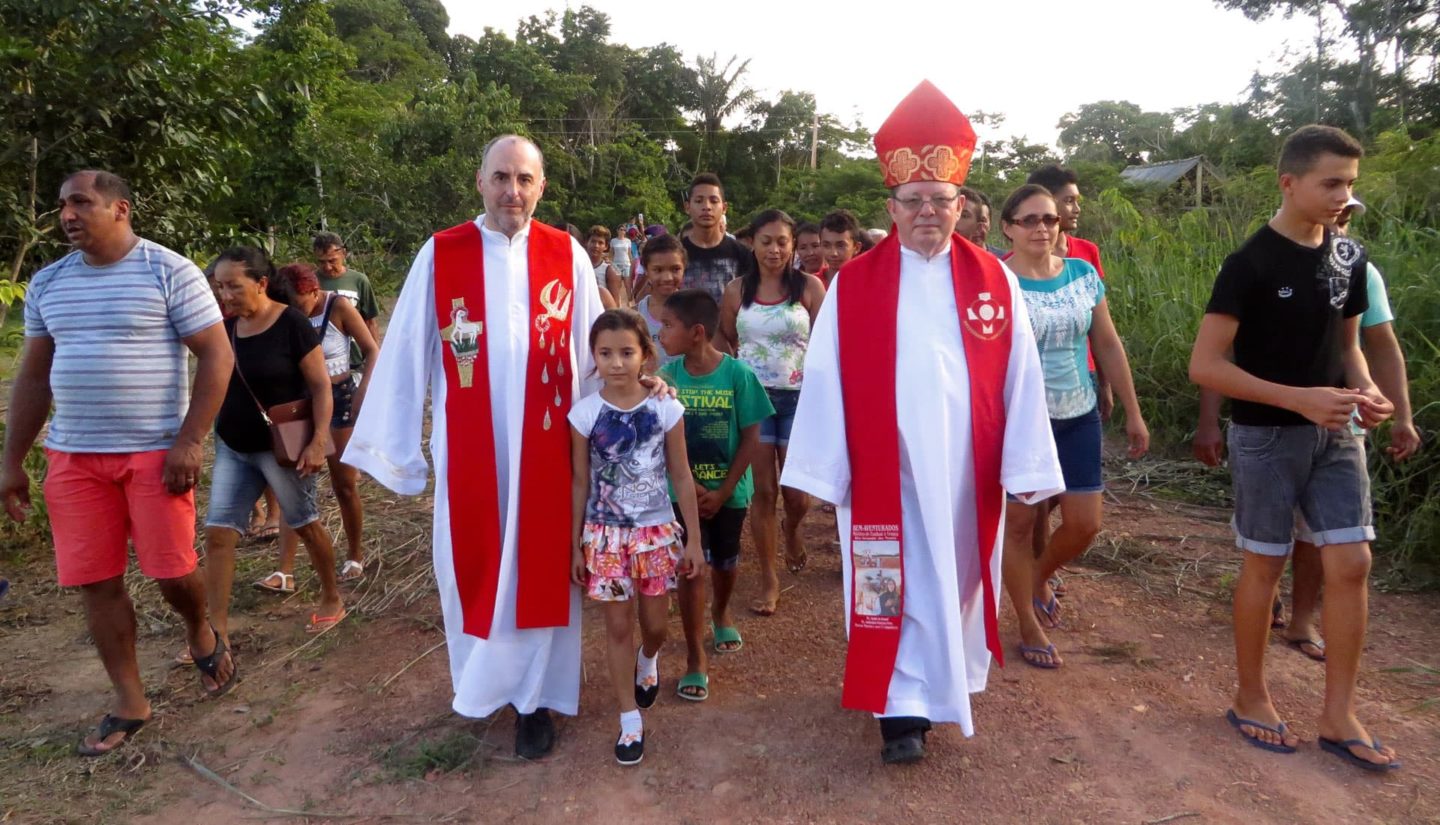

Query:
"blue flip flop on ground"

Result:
[[1225, 708, 1297, 754]]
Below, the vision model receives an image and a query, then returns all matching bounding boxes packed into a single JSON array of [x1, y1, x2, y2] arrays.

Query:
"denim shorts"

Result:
[[760, 388, 800, 446], [1053, 406, 1103, 494], [1227, 423, 1374, 556], [205, 439, 320, 534]]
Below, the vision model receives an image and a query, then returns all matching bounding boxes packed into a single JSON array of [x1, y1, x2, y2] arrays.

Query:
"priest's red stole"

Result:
[[433, 220, 575, 638], [837, 231, 1013, 713]]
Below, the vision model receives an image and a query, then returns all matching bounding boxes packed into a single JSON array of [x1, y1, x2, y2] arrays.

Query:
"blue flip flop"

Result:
[[1032, 595, 1061, 628], [1319, 737, 1401, 772], [1018, 643, 1061, 669], [1225, 709, 1297, 754]]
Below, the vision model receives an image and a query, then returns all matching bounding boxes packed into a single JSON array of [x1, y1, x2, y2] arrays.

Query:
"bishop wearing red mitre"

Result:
[[782, 81, 1063, 764]]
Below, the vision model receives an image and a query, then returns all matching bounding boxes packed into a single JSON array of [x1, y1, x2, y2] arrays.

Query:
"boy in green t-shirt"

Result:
[[658, 288, 773, 702]]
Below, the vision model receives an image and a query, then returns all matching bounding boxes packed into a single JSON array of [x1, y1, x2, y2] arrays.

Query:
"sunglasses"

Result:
[[1007, 214, 1061, 229]]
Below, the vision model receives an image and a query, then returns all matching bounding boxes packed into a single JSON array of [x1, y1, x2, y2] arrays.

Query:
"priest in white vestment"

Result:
[[344, 135, 603, 759], [781, 82, 1063, 764]]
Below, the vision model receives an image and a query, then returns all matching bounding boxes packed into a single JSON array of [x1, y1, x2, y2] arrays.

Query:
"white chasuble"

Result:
[[782, 244, 1063, 733], [344, 216, 603, 718]]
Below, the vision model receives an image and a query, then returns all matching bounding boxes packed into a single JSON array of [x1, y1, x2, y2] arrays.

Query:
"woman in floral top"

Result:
[[720, 209, 826, 616]]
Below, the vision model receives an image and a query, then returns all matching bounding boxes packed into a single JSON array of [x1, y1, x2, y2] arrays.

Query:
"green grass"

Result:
[[0, 306, 22, 382], [380, 729, 486, 779]]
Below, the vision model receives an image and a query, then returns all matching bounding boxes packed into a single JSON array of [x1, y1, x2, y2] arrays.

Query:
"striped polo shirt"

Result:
[[23, 238, 224, 453]]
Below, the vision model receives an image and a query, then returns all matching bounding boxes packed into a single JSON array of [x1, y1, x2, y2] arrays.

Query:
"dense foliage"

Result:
[[2, 0, 1437, 577]]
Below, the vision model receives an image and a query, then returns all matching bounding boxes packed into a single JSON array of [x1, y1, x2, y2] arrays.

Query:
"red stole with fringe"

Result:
[[433, 220, 575, 638], [837, 231, 1012, 713]]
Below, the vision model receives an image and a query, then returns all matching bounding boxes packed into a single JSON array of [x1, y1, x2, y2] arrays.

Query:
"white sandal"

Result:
[[253, 571, 295, 593], [338, 560, 365, 583]]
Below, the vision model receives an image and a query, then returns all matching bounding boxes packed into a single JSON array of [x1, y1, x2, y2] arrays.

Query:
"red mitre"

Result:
[[874, 80, 976, 188]]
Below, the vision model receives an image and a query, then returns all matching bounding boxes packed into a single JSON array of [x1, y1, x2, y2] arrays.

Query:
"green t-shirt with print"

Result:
[[318, 269, 379, 370], [660, 354, 774, 509]]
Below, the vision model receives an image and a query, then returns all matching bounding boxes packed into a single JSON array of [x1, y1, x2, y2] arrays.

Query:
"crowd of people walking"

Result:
[[0, 80, 1417, 775]]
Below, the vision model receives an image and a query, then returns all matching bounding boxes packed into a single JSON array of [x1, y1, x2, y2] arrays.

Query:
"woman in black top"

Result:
[[203, 247, 345, 642]]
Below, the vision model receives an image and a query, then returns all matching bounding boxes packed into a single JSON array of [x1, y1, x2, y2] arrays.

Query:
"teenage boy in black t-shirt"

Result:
[[1189, 125, 1400, 772], [681, 173, 751, 306]]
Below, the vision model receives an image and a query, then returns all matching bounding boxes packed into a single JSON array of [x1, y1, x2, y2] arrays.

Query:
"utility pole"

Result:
[[809, 114, 819, 170]]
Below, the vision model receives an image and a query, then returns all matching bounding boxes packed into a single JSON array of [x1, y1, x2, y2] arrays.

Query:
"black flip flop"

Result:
[[1285, 636, 1326, 662], [1319, 737, 1402, 773], [76, 713, 148, 757], [1018, 642, 1062, 669], [193, 625, 238, 698], [1270, 596, 1285, 629], [1225, 708, 1297, 754]]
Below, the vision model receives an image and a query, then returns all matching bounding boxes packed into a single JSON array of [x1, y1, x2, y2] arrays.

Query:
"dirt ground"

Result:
[[1, 458, 1437, 825]]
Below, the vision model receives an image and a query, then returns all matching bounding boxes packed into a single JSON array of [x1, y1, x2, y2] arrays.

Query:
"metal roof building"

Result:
[[1120, 156, 1224, 206]]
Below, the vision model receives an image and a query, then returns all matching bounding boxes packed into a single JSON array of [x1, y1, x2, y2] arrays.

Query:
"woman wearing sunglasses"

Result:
[[998, 183, 1149, 669]]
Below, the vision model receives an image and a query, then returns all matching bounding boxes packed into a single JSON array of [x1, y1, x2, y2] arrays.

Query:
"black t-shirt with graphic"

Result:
[[1205, 224, 1368, 426], [682, 234, 752, 304]]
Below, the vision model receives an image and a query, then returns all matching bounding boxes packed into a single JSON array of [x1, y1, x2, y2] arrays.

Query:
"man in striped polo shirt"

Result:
[[1, 170, 238, 756]]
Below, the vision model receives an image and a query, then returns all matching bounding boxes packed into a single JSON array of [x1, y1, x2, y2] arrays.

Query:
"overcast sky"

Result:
[[444, 0, 1318, 148]]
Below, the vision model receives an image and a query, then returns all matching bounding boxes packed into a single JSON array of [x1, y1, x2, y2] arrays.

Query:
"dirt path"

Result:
[[1, 469, 1437, 824]]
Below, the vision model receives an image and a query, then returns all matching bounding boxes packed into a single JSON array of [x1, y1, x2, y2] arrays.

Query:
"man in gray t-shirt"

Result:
[[1, 170, 237, 756]]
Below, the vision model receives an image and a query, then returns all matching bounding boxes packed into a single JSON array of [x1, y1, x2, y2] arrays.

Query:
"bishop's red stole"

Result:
[[433, 220, 575, 638], [837, 231, 1013, 713]]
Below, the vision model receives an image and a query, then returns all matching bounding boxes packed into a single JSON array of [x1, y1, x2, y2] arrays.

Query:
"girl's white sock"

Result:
[[636, 645, 658, 688], [619, 709, 643, 739]]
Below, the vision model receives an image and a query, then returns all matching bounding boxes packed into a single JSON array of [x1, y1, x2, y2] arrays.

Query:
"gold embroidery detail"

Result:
[[921, 144, 965, 181], [439, 298, 481, 389], [885, 148, 922, 185]]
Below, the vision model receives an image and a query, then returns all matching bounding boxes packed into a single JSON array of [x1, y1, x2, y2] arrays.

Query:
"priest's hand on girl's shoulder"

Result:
[[680, 541, 704, 580], [570, 547, 588, 587], [639, 373, 676, 399]]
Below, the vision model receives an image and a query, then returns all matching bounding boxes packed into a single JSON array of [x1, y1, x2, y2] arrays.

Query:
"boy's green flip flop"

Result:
[[677, 672, 709, 702], [712, 623, 743, 654]]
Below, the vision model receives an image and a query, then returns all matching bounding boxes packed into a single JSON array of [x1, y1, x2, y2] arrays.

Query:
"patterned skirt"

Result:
[[581, 521, 682, 602]]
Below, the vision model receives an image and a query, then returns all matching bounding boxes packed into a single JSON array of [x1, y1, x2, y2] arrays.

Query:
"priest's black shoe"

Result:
[[879, 716, 931, 764], [514, 708, 556, 759]]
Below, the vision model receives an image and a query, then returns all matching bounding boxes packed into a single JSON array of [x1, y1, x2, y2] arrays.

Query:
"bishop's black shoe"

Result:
[[879, 716, 931, 764], [514, 707, 556, 759]]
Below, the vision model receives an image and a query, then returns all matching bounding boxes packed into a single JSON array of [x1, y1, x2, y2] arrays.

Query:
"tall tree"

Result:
[[0, 0, 256, 287], [1057, 101, 1176, 164], [1215, 0, 1440, 136], [691, 53, 755, 169]]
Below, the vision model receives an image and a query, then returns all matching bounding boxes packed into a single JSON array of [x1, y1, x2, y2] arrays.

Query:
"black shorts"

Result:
[[673, 504, 747, 571]]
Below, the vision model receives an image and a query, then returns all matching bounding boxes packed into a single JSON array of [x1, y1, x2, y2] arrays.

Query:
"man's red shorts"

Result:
[[43, 449, 197, 586]]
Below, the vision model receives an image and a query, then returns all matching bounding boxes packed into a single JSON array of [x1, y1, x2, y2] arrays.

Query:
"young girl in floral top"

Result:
[[719, 210, 826, 616], [569, 309, 704, 766]]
